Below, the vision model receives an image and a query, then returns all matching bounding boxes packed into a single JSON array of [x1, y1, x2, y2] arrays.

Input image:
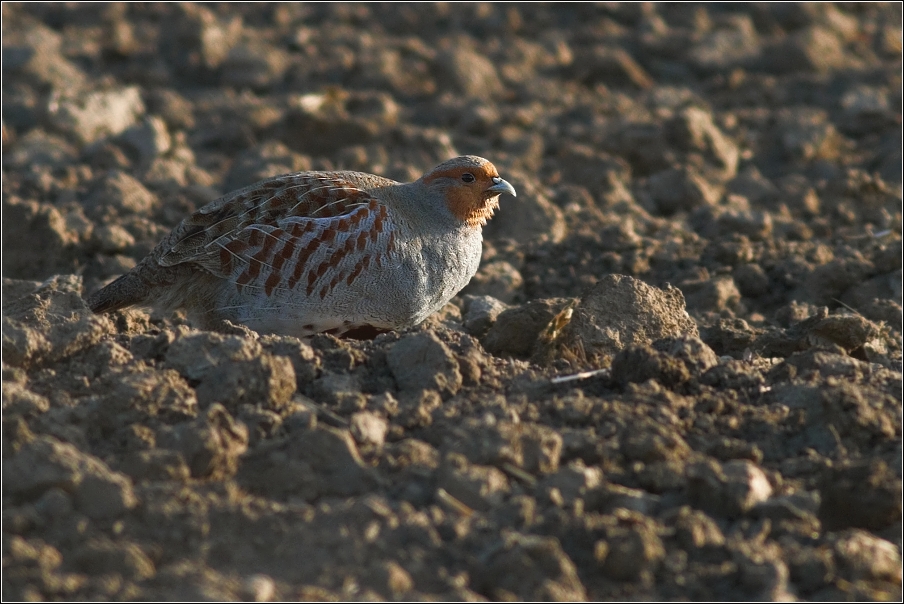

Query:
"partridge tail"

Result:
[[87, 269, 151, 314], [87, 256, 183, 314]]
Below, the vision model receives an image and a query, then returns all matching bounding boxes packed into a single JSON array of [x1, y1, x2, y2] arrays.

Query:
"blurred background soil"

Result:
[[2, 3, 902, 600]]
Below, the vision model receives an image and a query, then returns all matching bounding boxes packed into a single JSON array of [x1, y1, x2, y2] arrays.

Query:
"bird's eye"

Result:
[[461, 173, 475, 183]]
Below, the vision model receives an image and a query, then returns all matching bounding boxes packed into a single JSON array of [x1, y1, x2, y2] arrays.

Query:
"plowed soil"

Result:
[[3, 3, 902, 601]]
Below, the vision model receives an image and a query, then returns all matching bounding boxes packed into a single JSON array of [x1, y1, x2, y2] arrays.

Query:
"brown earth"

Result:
[[2, 3, 902, 601]]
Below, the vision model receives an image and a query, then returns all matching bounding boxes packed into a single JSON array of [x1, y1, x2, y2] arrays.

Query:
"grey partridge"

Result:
[[87, 155, 516, 338]]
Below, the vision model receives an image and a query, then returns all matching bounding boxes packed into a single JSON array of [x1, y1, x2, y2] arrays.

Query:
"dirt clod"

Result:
[[2, 4, 901, 601], [3, 276, 112, 369], [544, 274, 699, 364], [237, 426, 376, 501], [473, 533, 587, 601], [687, 459, 774, 518], [387, 332, 462, 397]]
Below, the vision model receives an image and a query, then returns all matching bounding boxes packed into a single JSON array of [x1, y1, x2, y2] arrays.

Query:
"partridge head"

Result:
[[87, 155, 516, 338]]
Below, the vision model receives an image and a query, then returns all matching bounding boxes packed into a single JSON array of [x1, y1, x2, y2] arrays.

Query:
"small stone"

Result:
[[309, 371, 364, 409], [93, 224, 136, 254], [805, 313, 882, 353], [144, 88, 195, 130], [735, 543, 793, 601], [142, 156, 190, 189], [473, 532, 587, 601], [237, 426, 377, 501], [350, 411, 389, 448], [681, 275, 742, 314], [700, 317, 763, 357], [462, 295, 509, 337], [436, 452, 510, 512], [599, 523, 665, 581], [586, 483, 660, 516], [648, 167, 720, 215], [259, 334, 321, 385], [379, 561, 414, 595], [621, 428, 691, 464], [728, 167, 779, 207], [688, 14, 761, 72], [540, 462, 603, 501], [7, 536, 63, 571], [775, 108, 842, 163], [237, 407, 284, 445], [598, 219, 643, 252], [572, 46, 654, 89], [839, 85, 895, 134], [665, 106, 739, 179], [395, 389, 442, 429], [673, 506, 725, 550], [608, 122, 673, 176], [4, 130, 78, 170], [716, 207, 774, 241], [387, 332, 461, 396], [96, 364, 197, 420], [833, 530, 901, 583], [3, 20, 87, 91], [555, 146, 632, 203], [776, 174, 822, 216], [47, 86, 145, 145], [687, 459, 773, 518], [156, 404, 249, 479], [242, 574, 277, 602], [84, 170, 157, 221], [279, 90, 398, 155], [118, 116, 171, 167], [159, 3, 242, 77], [753, 492, 819, 524], [787, 545, 835, 594], [281, 402, 318, 433], [765, 26, 848, 73]]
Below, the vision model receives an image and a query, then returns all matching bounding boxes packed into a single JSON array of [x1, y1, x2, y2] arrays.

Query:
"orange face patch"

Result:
[[445, 187, 501, 227], [423, 163, 504, 228]]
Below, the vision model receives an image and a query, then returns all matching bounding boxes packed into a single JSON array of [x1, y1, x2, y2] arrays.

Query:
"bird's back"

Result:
[[87, 170, 400, 321]]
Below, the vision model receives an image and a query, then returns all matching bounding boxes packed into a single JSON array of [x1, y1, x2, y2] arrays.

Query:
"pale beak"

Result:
[[486, 176, 517, 197]]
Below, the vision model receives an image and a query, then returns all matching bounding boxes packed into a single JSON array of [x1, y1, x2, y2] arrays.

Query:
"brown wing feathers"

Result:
[[88, 173, 396, 313]]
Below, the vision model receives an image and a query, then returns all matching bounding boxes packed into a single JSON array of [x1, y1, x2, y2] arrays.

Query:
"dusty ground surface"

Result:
[[3, 3, 903, 601]]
